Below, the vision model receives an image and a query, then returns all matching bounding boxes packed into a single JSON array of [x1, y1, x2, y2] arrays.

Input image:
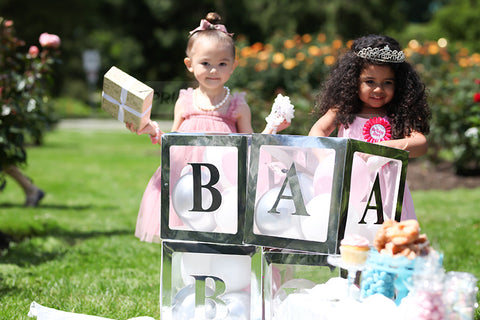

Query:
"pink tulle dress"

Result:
[[338, 116, 416, 221], [135, 88, 245, 242]]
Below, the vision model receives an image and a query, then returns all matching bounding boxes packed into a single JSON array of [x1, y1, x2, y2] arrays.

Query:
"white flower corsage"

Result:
[[265, 93, 295, 133]]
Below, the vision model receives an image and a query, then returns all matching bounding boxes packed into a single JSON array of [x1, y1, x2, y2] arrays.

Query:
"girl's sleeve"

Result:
[[175, 88, 194, 115], [177, 88, 191, 103], [230, 91, 248, 118]]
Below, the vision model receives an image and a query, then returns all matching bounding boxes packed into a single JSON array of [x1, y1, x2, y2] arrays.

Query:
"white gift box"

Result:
[[101, 66, 154, 130], [161, 241, 262, 320]]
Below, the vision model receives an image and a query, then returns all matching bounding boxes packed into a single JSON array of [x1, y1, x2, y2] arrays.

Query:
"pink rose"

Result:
[[39, 32, 61, 48], [28, 45, 39, 58], [5, 20, 13, 27]]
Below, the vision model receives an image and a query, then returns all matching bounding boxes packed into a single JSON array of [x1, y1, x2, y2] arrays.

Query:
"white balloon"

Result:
[[297, 172, 314, 204], [280, 172, 314, 239], [172, 171, 217, 232], [203, 146, 224, 170], [273, 278, 317, 304], [203, 146, 238, 189], [220, 291, 251, 320], [179, 164, 193, 177], [214, 187, 238, 234], [172, 284, 216, 319], [180, 253, 214, 287], [175, 263, 251, 319], [300, 194, 331, 242], [210, 255, 251, 293], [255, 187, 295, 236], [281, 224, 304, 239]]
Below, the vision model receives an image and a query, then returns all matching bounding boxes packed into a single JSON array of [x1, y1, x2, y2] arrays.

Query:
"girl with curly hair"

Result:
[[309, 34, 431, 220]]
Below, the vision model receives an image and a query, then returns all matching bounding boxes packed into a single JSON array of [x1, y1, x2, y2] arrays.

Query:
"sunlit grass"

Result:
[[0, 129, 161, 319], [413, 189, 480, 275]]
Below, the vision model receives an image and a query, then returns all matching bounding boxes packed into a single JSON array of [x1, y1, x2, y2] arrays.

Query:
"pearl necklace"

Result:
[[195, 87, 230, 111]]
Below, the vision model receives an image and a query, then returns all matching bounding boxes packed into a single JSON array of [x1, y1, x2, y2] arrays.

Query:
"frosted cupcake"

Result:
[[340, 234, 370, 265]]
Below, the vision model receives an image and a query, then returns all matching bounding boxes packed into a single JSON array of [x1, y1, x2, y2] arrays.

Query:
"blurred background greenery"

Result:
[[1, 0, 480, 174]]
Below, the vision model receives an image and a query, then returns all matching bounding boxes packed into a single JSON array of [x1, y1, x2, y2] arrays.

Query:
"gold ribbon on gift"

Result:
[[101, 77, 152, 123]]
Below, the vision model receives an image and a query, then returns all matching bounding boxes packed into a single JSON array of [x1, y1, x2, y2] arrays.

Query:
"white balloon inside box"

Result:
[[262, 249, 341, 320], [161, 241, 262, 320]]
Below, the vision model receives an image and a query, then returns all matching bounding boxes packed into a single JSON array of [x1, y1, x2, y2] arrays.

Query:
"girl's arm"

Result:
[[378, 131, 428, 158], [126, 97, 186, 145], [125, 120, 164, 145], [170, 99, 186, 132], [126, 120, 161, 136], [308, 108, 338, 137], [236, 102, 254, 134], [262, 119, 291, 134]]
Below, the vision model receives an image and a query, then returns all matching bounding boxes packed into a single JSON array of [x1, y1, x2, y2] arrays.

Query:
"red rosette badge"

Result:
[[363, 117, 391, 143]]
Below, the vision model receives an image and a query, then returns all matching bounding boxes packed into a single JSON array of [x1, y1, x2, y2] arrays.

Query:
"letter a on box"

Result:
[[244, 134, 343, 254], [243, 134, 408, 254]]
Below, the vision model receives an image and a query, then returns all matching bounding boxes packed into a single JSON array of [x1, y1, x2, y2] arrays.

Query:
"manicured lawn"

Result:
[[1, 128, 479, 319], [0, 129, 162, 319]]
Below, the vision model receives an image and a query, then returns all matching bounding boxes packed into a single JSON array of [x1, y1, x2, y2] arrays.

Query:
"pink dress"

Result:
[[338, 116, 416, 221], [135, 88, 245, 242]]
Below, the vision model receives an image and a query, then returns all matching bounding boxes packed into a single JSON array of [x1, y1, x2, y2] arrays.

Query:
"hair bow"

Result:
[[189, 19, 233, 36]]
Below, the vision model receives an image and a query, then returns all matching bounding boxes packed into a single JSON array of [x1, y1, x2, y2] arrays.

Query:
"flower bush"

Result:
[[229, 33, 348, 134], [0, 17, 61, 185], [411, 40, 480, 174], [230, 33, 480, 174]]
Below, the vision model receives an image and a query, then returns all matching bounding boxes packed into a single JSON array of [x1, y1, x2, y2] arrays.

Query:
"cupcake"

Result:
[[340, 234, 370, 265]]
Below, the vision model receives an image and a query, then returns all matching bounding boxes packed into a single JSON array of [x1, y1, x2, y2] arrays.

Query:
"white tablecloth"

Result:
[[28, 302, 155, 320]]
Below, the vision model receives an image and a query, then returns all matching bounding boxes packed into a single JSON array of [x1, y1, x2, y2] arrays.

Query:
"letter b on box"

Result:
[[160, 133, 249, 244]]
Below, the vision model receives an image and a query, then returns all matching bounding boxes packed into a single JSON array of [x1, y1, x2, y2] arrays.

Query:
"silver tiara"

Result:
[[355, 45, 405, 63]]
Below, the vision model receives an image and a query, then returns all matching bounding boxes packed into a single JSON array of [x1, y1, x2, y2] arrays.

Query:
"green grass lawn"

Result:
[[1, 128, 479, 319], [0, 129, 162, 319]]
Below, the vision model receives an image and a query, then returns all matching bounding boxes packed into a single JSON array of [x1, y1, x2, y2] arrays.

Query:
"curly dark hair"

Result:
[[315, 34, 431, 139]]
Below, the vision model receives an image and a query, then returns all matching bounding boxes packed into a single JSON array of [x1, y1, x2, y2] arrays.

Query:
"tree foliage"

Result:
[[429, 0, 480, 51], [0, 0, 436, 102]]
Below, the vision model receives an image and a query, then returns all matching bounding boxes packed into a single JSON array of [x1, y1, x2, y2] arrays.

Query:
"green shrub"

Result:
[[429, 0, 480, 52]]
